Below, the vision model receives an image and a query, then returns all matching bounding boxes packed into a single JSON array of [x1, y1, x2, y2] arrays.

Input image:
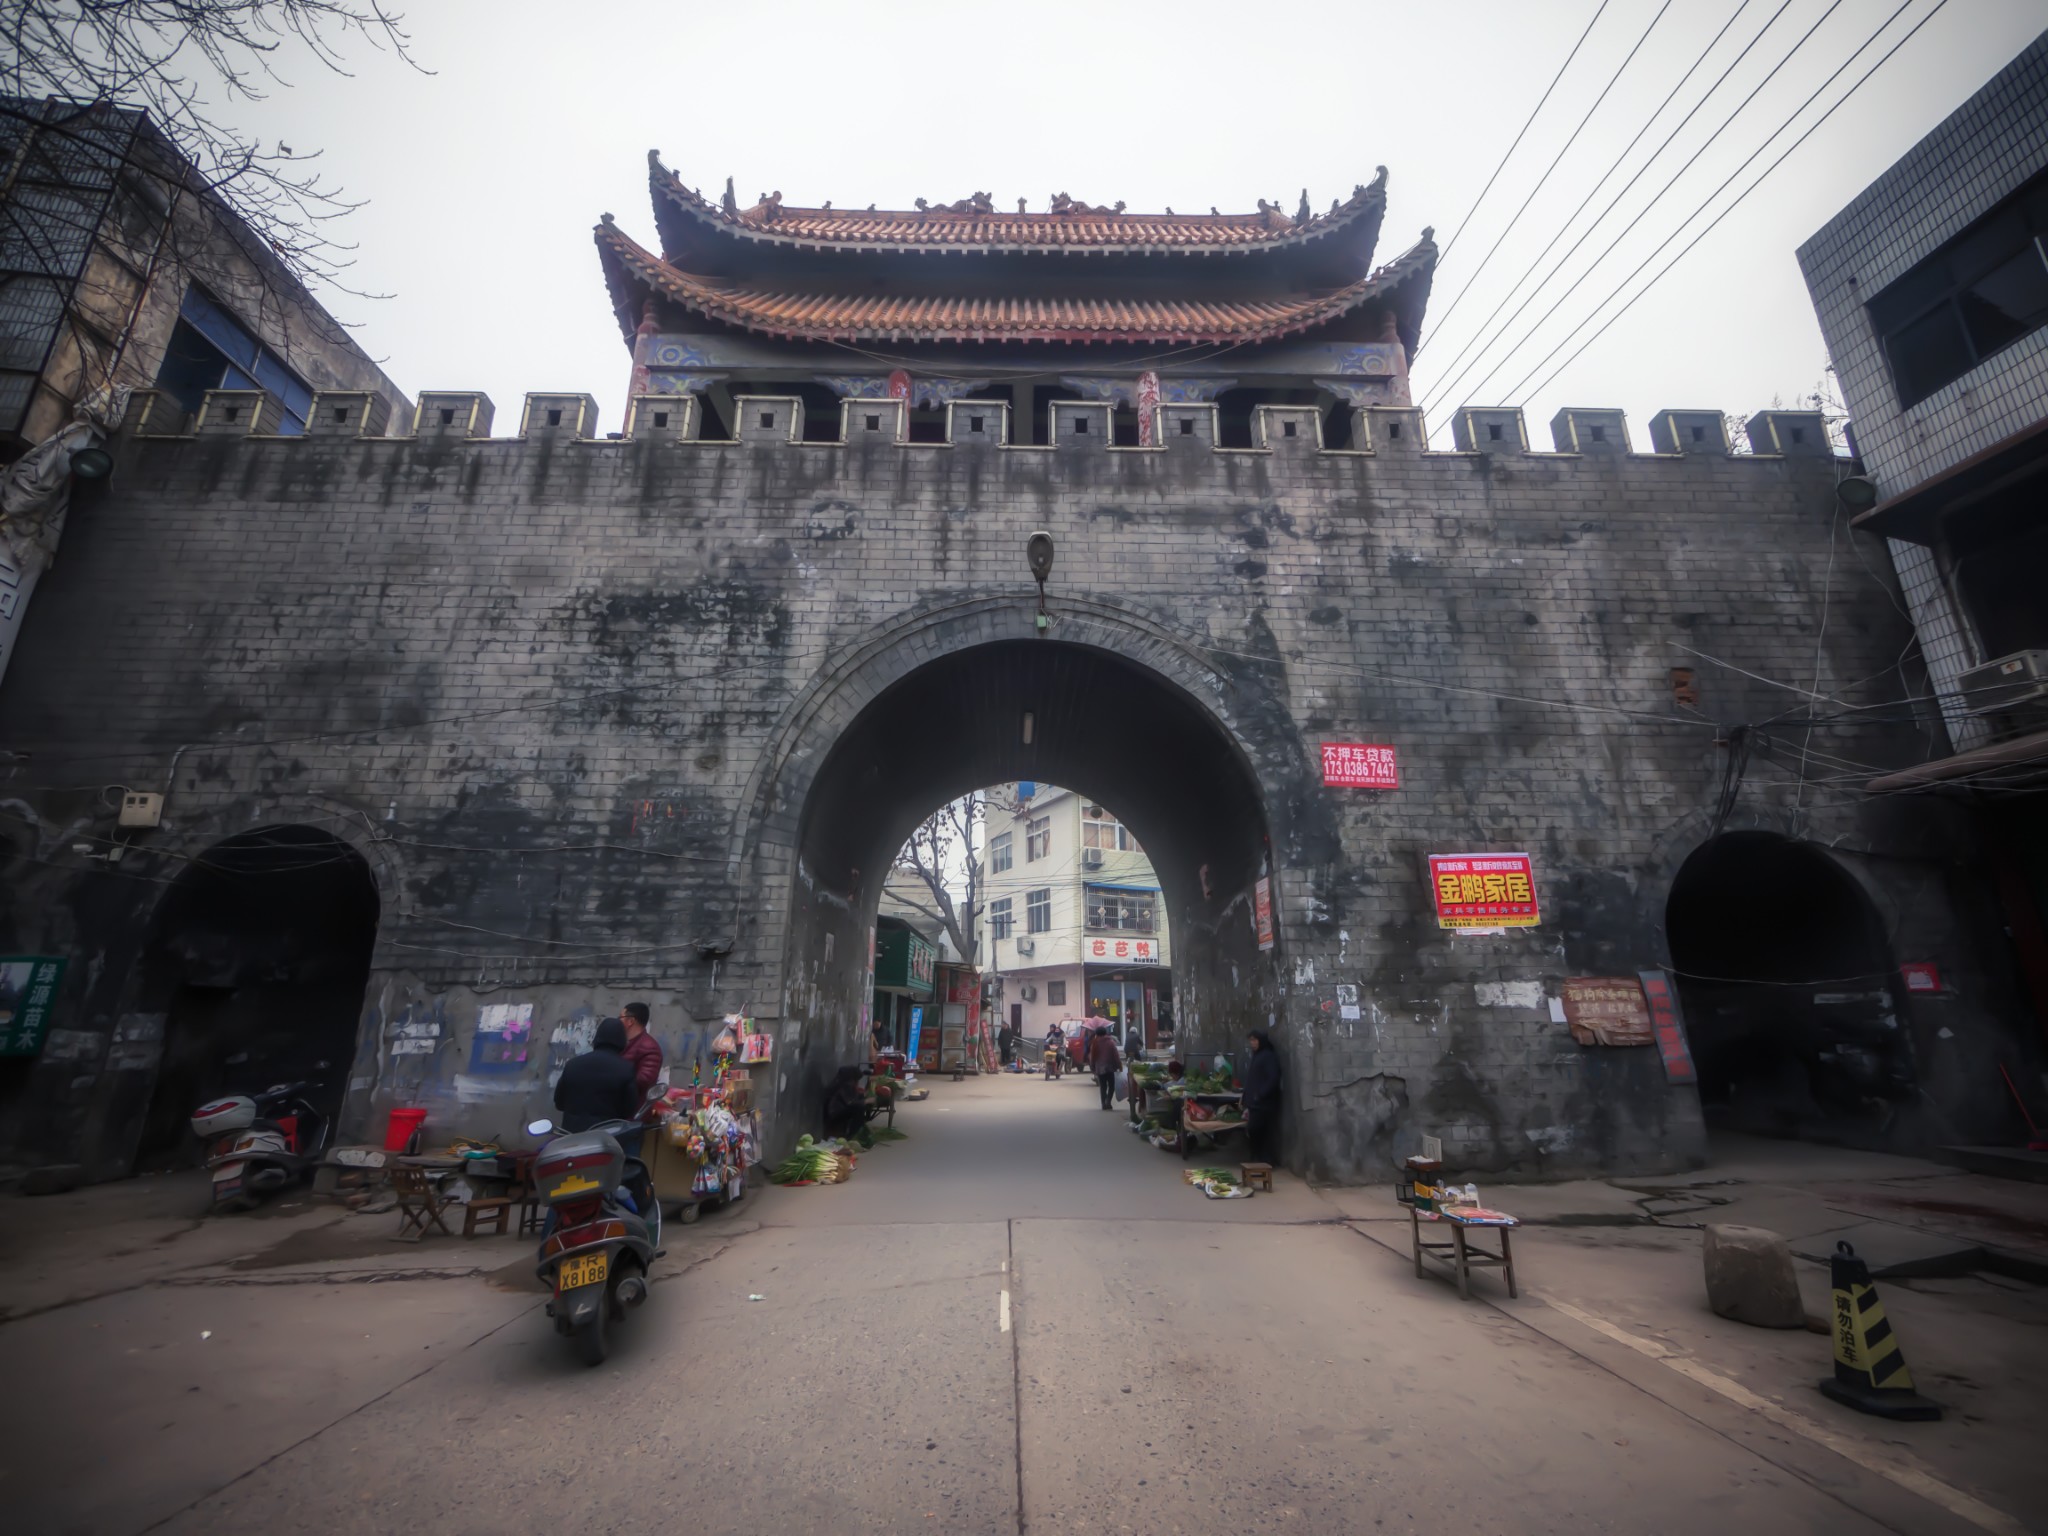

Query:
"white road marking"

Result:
[[1537, 1292, 2026, 1536], [999, 1289, 1011, 1333]]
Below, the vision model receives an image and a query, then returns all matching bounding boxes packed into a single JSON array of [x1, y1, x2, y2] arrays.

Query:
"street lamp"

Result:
[[1027, 531, 1054, 632]]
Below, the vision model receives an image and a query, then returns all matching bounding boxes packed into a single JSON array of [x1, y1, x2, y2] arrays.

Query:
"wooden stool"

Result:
[[462, 1197, 513, 1238], [1240, 1162, 1274, 1192], [389, 1166, 454, 1242]]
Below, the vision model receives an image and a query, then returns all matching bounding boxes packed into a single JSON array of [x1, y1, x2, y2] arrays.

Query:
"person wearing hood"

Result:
[[553, 1017, 642, 1133], [1242, 1029, 1283, 1164]]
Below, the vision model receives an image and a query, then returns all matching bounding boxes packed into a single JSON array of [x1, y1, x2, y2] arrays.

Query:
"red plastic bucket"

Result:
[[383, 1107, 428, 1152]]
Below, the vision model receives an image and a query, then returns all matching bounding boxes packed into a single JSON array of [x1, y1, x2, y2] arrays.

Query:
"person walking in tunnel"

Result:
[[1242, 1029, 1283, 1163], [553, 1018, 642, 1133], [1088, 1025, 1122, 1111]]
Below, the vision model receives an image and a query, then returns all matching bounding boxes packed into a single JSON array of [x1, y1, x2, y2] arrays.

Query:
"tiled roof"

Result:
[[596, 219, 1435, 346], [647, 154, 1389, 257]]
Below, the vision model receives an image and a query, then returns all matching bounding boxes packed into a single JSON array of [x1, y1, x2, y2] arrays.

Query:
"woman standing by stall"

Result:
[[1242, 1029, 1283, 1164]]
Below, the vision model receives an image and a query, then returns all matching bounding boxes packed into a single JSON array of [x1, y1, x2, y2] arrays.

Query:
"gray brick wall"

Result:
[[0, 395, 2020, 1184]]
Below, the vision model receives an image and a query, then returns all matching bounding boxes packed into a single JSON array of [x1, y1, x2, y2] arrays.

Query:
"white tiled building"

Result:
[[975, 782, 1170, 1050]]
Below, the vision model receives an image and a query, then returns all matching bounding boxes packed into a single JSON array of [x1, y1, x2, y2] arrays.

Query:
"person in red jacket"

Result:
[[620, 1002, 664, 1117]]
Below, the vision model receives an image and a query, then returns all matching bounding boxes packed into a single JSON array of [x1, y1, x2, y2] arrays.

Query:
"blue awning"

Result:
[[1084, 882, 1157, 895]]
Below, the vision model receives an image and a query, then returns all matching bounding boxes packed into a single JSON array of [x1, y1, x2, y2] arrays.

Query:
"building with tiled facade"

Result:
[[1799, 30, 2048, 1099], [976, 783, 1170, 1053]]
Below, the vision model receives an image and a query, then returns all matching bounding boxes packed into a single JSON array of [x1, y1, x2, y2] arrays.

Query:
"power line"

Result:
[[1467, 0, 1852, 410], [1420, 0, 1673, 348], [1418, 0, 1760, 415], [1430, 0, 1612, 271], [1423, 0, 1831, 416], [1506, 0, 1948, 405]]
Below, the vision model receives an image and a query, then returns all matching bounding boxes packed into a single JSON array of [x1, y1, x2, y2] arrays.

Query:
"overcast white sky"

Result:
[[249, 0, 2045, 448]]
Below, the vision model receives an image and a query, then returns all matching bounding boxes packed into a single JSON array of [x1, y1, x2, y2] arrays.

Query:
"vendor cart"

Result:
[[1172, 1091, 1251, 1158]]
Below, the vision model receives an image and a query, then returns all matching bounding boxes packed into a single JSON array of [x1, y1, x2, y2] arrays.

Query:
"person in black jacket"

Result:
[[1241, 1029, 1283, 1164], [554, 1017, 642, 1132]]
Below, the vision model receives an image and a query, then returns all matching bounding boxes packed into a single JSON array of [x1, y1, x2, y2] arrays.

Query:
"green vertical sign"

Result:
[[0, 957, 67, 1056]]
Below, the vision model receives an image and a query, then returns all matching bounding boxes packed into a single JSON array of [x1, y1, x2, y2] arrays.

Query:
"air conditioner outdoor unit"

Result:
[[1082, 848, 1104, 869], [1014, 938, 1035, 956], [1958, 649, 2048, 715], [1020, 984, 1037, 1001]]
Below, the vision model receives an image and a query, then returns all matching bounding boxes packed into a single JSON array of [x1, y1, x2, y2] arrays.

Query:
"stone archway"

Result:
[[126, 825, 380, 1170], [1665, 831, 1910, 1145], [743, 604, 1293, 1153]]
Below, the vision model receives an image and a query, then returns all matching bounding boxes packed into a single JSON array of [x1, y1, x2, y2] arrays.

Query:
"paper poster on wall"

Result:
[[1320, 743, 1400, 789], [1427, 853, 1539, 929], [1254, 877, 1275, 951], [1559, 977, 1654, 1046], [469, 1002, 532, 1072]]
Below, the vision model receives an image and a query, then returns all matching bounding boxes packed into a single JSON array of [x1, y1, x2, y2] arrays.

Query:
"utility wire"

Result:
[[1507, 0, 1947, 405], [1420, 0, 1672, 347], [1426, 0, 1825, 415], [1428, 0, 1611, 272], [1418, 0, 1757, 414]]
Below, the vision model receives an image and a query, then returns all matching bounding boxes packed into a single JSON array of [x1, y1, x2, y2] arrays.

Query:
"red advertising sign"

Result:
[[1254, 877, 1275, 951], [1086, 936, 1159, 963], [1900, 963, 1941, 994], [1427, 853, 1539, 929], [1637, 969, 1697, 1085], [1321, 742, 1400, 789]]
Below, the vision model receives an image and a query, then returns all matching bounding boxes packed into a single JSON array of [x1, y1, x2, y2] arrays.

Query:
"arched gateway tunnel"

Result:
[[0, 159, 2037, 1188], [773, 624, 1283, 1142]]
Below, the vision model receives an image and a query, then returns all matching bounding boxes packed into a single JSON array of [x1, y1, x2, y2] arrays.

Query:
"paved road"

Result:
[[1, 1073, 2006, 1534]]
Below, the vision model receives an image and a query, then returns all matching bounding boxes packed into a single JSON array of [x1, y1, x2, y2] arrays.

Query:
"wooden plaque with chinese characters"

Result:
[[1560, 976, 1654, 1047]]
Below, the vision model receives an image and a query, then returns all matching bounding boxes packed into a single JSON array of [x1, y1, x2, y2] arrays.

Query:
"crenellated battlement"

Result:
[[122, 387, 1835, 467]]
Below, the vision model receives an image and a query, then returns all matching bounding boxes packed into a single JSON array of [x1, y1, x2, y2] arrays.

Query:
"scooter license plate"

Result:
[[557, 1253, 607, 1291], [212, 1161, 245, 1184]]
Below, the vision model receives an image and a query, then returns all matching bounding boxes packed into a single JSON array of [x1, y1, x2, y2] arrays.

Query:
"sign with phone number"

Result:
[[1427, 854, 1540, 929], [0, 956, 67, 1056]]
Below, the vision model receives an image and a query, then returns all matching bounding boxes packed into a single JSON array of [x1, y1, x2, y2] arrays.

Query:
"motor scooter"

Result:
[[190, 1081, 331, 1212], [526, 1117, 661, 1366]]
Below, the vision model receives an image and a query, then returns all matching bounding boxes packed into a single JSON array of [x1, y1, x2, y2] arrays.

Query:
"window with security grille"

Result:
[[1085, 889, 1155, 932], [988, 897, 1013, 940], [1047, 980, 1066, 1006], [1026, 887, 1051, 933], [1026, 816, 1051, 861]]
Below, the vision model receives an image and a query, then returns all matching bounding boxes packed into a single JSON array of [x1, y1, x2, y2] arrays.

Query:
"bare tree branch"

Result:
[[892, 792, 985, 965], [5, 2, 425, 295]]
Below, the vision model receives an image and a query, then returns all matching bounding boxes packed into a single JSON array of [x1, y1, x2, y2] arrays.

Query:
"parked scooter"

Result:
[[190, 1081, 331, 1211], [526, 1117, 661, 1366]]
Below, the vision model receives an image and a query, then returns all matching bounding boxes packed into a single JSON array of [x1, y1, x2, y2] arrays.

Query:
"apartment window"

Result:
[[1026, 887, 1051, 933], [1870, 169, 2048, 409], [1082, 814, 1143, 854], [1085, 889, 1155, 933], [1026, 816, 1051, 861], [1047, 980, 1067, 1006], [988, 897, 1013, 941], [990, 832, 1013, 873]]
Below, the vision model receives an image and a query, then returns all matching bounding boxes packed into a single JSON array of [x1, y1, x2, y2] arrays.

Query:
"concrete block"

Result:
[[1703, 1223, 1806, 1328]]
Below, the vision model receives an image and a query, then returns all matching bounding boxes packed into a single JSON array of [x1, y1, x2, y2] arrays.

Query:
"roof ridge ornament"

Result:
[[1049, 193, 1125, 216], [721, 176, 737, 215]]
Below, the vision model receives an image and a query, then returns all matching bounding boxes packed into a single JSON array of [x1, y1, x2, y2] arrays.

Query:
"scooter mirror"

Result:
[[525, 1118, 555, 1137]]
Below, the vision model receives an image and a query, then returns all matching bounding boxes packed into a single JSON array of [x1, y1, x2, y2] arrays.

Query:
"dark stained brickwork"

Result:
[[0, 391, 2026, 1184]]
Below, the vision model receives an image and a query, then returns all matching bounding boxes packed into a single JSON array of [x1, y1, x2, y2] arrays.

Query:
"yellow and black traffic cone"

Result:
[[1818, 1241, 1941, 1421]]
